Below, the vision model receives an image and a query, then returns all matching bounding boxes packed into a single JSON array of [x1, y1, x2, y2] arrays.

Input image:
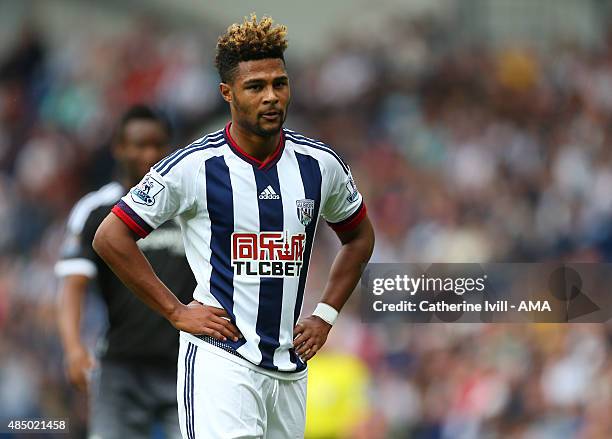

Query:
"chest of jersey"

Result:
[[201, 152, 322, 278]]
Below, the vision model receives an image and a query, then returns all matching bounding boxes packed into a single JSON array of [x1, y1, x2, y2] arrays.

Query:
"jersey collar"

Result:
[[224, 122, 285, 170]]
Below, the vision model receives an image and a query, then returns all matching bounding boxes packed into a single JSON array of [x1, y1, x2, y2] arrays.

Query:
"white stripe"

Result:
[[54, 258, 98, 278], [227, 154, 263, 364], [273, 149, 307, 371], [66, 182, 123, 234]]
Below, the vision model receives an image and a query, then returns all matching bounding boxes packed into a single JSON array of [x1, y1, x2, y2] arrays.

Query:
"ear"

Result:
[[219, 83, 232, 103]]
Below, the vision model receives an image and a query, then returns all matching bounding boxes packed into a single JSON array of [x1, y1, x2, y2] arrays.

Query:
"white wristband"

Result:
[[313, 303, 338, 326]]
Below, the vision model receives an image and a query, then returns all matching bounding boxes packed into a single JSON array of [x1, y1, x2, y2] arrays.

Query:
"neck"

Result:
[[229, 121, 280, 162]]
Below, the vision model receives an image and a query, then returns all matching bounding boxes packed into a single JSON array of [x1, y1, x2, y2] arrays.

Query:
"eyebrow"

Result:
[[243, 76, 289, 86]]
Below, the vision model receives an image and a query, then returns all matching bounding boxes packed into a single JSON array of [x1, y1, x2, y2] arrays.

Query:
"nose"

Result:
[[262, 85, 279, 105]]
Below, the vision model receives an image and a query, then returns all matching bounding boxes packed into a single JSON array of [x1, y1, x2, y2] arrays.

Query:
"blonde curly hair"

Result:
[[215, 14, 288, 83]]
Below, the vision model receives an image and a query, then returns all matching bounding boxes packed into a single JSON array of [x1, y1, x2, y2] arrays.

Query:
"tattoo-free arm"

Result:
[[294, 215, 374, 360], [57, 275, 95, 391], [93, 213, 240, 341], [319, 215, 375, 311]]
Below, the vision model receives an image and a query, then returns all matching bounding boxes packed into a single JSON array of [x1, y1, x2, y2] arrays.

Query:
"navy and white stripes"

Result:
[[183, 342, 197, 439], [284, 130, 350, 175], [154, 130, 225, 176], [114, 125, 365, 374]]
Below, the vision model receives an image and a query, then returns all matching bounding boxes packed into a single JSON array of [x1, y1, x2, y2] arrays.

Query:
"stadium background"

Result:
[[1, 0, 612, 437]]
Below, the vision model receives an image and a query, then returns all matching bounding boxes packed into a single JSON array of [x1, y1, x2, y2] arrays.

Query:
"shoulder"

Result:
[[153, 128, 227, 177], [67, 182, 124, 234], [283, 128, 350, 175]]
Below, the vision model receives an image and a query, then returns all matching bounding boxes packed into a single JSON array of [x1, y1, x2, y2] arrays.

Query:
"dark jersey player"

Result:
[[55, 105, 195, 439]]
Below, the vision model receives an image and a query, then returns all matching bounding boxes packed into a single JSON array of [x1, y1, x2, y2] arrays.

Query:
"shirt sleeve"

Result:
[[112, 166, 196, 239], [321, 158, 367, 233], [54, 208, 102, 278]]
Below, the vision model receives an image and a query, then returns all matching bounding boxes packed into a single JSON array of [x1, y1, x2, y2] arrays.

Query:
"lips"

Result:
[[261, 110, 281, 120]]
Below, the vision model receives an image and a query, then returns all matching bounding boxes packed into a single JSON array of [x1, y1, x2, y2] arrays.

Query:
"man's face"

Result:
[[221, 58, 290, 137], [114, 119, 170, 182]]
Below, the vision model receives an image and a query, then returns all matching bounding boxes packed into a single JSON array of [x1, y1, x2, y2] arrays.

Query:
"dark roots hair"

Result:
[[215, 14, 288, 83]]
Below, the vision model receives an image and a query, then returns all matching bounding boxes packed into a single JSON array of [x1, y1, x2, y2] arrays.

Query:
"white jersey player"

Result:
[[93, 14, 375, 439]]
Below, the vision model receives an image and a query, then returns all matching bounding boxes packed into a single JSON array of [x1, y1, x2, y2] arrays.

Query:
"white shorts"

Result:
[[177, 334, 307, 439]]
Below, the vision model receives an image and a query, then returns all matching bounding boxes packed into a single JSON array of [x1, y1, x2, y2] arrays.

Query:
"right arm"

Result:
[[57, 274, 94, 392], [92, 213, 240, 341]]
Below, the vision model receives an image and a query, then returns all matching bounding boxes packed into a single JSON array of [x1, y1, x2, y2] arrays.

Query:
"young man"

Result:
[[56, 105, 195, 439], [93, 15, 375, 439]]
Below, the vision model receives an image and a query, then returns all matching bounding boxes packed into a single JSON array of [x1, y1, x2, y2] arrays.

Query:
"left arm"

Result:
[[293, 215, 374, 361]]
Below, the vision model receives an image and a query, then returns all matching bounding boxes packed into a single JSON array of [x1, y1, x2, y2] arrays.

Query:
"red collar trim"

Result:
[[224, 122, 285, 170]]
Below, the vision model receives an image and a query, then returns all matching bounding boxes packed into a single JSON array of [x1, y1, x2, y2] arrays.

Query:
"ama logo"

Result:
[[131, 174, 165, 206]]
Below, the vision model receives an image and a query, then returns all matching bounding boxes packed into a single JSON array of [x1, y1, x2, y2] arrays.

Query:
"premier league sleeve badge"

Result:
[[130, 174, 166, 206]]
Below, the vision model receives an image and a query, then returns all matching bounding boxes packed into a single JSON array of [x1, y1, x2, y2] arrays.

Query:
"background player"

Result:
[[92, 15, 375, 438], [55, 105, 196, 439]]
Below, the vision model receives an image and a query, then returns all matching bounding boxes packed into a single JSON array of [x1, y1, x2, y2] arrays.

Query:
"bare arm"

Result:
[[57, 275, 95, 392], [294, 216, 375, 360], [318, 216, 375, 311], [93, 213, 240, 341]]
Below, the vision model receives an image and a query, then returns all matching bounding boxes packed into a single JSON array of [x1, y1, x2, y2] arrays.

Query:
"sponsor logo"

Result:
[[296, 199, 315, 226], [232, 231, 306, 277], [345, 174, 359, 203], [130, 174, 165, 206], [259, 185, 280, 200]]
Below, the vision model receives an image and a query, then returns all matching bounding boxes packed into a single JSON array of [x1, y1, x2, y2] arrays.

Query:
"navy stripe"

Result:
[[253, 166, 284, 370], [183, 343, 193, 439], [284, 132, 349, 174], [116, 200, 153, 233], [205, 156, 239, 321], [153, 131, 223, 173], [189, 344, 197, 439], [294, 152, 322, 327], [159, 137, 226, 177]]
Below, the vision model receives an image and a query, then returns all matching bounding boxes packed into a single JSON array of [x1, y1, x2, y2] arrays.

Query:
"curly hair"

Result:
[[215, 14, 288, 83]]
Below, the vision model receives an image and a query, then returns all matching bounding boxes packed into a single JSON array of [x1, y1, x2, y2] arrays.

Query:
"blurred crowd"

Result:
[[1, 9, 611, 439]]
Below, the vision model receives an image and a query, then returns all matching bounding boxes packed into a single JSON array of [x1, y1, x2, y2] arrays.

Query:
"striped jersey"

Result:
[[112, 123, 366, 375]]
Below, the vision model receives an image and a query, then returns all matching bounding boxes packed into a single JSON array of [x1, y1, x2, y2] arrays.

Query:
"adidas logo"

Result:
[[259, 185, 280, 200]]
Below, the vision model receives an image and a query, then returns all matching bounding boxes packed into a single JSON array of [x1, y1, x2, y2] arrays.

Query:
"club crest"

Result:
[[296, 199, 315, 226]]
